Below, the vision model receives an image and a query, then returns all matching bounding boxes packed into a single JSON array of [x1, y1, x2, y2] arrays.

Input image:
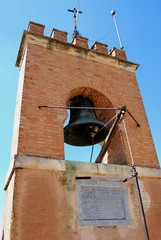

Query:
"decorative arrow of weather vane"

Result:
[[68, 7, 82, 36]]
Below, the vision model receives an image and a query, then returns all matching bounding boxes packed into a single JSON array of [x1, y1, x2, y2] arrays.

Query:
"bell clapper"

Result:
[[89, 125, 99, 138]]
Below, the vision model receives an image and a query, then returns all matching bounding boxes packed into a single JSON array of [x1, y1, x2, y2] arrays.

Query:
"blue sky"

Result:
[[0, 0, 161, 232]]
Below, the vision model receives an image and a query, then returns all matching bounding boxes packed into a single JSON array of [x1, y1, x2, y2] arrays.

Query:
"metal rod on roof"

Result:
[[38, 105, 141, 126], [68, 7, 82, 36], [111, 10, 124, 49]]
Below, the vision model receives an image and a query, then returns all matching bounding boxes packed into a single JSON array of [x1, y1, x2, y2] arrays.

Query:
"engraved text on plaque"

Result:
[[77, 180, 130, 226]]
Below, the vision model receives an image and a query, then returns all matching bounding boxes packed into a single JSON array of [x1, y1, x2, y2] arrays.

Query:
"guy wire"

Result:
[[88, 25, 114, 43], [122, 118, 135, 166], [95, 113, 118, 136]]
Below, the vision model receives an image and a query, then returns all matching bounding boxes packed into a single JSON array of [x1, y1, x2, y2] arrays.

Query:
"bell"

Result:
[[64, 95, 109, 146]]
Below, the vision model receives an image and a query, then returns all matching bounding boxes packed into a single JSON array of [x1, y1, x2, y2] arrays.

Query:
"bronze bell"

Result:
[[64, 95, 108, 146]]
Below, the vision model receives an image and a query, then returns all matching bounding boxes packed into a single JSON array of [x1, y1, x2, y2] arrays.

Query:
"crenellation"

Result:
[[26, 21, 127, 60], [27, 21, 45, 35]]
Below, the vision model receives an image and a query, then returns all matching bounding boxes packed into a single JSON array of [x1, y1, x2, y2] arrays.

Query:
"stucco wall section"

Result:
[[11, 48, 27, 163], [5, 155, 161, 240], [3, 172, 15, 240]]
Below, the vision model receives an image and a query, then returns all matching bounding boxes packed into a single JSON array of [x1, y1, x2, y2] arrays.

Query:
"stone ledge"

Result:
[[16, 31, 139, 73], [13, 155, 161, 178], [13, 155, 131, 176], [4, 155, 161, 190], [136, 166, 161, 179]]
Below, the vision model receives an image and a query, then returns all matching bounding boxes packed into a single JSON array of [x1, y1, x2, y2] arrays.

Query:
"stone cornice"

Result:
[[16, 31, 139, 73]]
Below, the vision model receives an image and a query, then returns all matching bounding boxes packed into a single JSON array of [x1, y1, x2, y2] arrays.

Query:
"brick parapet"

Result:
[[16, 22, 135, 68], [50, 28, 67, 42], [27, 21, 45, 35], [109, 47, 127, 60], [91, 42, 108, 55], [71, 35, 89, 48], [16, 31, 138, 72]]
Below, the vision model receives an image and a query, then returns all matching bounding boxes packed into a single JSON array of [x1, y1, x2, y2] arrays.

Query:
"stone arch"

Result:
[[65, 87, 128, 165], [66, 87, 115, 127]]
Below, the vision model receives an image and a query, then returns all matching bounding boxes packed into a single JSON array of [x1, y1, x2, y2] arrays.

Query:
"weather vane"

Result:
[[68, 7, 82, 36]]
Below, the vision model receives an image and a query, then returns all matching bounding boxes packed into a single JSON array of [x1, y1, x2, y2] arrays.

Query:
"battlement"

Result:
[[16, 21, 128, 67]]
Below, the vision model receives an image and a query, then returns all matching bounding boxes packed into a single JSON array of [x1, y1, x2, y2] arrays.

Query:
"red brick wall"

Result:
[[14, 23, 159, 168]]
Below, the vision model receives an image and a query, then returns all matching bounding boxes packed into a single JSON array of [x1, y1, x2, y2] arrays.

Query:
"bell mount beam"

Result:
[[95, 106, 126, 163]]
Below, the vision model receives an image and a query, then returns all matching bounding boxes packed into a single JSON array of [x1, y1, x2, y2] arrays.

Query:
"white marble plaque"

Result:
[[77, 179, 130, 226]]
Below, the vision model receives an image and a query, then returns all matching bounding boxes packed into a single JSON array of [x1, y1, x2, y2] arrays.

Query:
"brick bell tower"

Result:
[[2, 22, 161, 240]]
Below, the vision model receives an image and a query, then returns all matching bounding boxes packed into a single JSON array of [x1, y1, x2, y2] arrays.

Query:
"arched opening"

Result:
[[64, 87, 128, 165]]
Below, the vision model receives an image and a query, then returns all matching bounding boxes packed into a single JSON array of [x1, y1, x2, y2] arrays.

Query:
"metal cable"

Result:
[[122, 119, 150, 240], [122, 119, 135, 165], [88, 25, 114, 43], [95, 113, 118, 136]]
